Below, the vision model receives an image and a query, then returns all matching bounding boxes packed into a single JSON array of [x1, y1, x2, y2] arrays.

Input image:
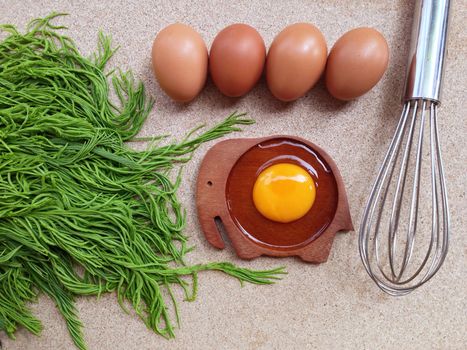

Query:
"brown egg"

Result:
[[266, 23, 327, 102], [151, 23, 208, 102], [209, 24, 266, 97], [325, 27, 389, 100]]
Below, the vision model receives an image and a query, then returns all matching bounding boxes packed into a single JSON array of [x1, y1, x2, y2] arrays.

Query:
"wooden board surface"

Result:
[[1, 2, 466, 350]]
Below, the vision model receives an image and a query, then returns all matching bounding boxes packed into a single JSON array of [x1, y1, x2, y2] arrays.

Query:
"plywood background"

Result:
[[1, 0, 466, 349]]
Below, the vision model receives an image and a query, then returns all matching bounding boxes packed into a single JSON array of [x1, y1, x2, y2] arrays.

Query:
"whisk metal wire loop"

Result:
[[359, 100, 450, 296], [359, 0, 451, 296]]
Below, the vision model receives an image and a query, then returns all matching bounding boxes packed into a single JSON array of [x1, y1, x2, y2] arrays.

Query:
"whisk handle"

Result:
[[403, 0, 451, 103]]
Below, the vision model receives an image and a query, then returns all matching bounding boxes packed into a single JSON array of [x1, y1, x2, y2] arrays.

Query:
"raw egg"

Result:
[[151, 23, 208, 102], [209, 24, 266, 97], [253, 163, 316, 223], [225, 138, 340, 249], [197, 136, 354, 261], [266, 23, 327, 101], [325, 27, 389, 100]]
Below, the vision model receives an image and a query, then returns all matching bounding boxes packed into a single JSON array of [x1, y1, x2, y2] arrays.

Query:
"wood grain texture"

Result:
[[196, 136, 353, 263]]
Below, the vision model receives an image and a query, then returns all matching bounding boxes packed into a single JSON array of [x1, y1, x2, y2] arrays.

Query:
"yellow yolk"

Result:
[[252, 163, 316, 223]]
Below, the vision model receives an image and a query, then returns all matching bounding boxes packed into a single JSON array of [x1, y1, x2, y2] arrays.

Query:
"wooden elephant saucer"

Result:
[[196, 136, 353, 263]]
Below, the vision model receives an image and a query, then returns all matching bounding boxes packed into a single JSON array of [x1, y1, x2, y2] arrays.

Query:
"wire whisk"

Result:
[[359, 0, 451, 296]]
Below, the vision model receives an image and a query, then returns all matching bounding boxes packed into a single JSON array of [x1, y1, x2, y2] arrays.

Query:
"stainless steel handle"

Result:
[[403, 0, 451, 103]]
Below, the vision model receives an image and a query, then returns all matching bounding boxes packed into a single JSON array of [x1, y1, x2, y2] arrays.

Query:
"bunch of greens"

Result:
[[0, 13, 284, 349]]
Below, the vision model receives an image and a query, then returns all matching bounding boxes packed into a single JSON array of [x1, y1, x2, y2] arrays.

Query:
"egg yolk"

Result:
[[252, 163, 316, 223]]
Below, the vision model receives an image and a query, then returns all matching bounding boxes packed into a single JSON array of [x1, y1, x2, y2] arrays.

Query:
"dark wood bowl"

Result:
[[196, 136, 353, 263]]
